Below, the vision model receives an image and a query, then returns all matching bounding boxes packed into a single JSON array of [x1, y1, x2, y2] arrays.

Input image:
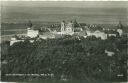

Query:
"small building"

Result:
[[27, 28, 39, 38], [39, 32, 55, 39], [105, 50, 115, 56], [10, 37, 24, 46], [116, 21, 124, 36], [117, 29, 123, 36], [26, 20, 39, 38], [105, 30, 118, 37], [86, 30, 107, 40]]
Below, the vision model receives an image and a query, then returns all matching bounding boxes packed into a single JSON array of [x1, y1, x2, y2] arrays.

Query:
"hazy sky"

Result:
[[1, 1, 128, 24], [1, 1, 128, 8]]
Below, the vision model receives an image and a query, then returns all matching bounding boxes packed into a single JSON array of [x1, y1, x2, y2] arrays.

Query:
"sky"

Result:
[[1, 1, 128, 8], [1, 1, 128, 24]]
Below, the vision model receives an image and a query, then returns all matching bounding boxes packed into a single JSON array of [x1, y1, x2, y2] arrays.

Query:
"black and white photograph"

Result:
[[1, 1, 128, 82]]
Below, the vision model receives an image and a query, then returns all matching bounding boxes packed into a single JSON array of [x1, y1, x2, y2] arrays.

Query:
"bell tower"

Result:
[[27, 20, 33, 29], [61, 20, 65, 32], [118, 21, 123, 29]]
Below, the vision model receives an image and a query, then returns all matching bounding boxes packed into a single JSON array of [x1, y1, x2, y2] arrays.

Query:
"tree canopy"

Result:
[[1, 35, 127, 82]]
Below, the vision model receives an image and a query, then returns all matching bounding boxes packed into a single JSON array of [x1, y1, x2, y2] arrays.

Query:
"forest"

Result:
[[1, 35, 127, 82]]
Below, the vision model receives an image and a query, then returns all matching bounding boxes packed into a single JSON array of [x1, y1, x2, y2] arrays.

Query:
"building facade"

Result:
[[86, 30, 107, 40], [60, 21, 74, 35], [27, 28, 39, 38]]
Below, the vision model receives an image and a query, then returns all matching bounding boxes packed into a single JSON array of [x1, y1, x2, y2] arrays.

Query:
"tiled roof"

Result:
[[104, 30, 118, 34]]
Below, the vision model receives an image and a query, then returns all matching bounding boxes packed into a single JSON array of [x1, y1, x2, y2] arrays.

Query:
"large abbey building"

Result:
[[60, 21, 74, 35], [9, 20, 124, 46]]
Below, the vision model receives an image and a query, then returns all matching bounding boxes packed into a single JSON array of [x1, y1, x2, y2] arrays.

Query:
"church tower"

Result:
[[27, 20, 33, 29], [61, 20, 65, 32], [117, 21, 123, 36], [118, 21, 123, 29]]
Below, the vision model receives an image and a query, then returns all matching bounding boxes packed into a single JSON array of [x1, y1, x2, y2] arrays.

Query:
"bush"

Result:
[[1, 36, 127, 82]]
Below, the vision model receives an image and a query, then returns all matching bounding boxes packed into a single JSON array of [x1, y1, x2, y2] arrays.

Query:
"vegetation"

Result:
[[1, 35, 127, 82]]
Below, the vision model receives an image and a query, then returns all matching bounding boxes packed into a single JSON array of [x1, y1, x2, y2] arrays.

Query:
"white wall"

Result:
[[27, 29, 39, 38], [86, 30, 107, 40], [10, 40, 24, 46], [117, 29, 123, 36]]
